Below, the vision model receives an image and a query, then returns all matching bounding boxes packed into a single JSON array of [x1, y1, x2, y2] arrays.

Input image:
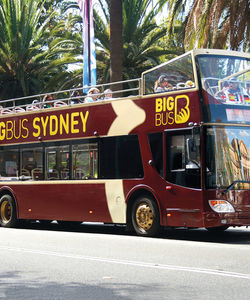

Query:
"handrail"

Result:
[[0, 78, 141, 114]]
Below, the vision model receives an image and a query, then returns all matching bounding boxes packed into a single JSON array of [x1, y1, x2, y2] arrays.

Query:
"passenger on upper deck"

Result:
[[43, 94, 54, 108], [245, 82, 250, 96], [103, 89, 113, 100], [84, 88, 100, 103], [215, 81, 229, 101], [154, 75, 173, 93], [228, 81, 241, 94], [71, 90, 83, 104], [227, 81, 245, 103]]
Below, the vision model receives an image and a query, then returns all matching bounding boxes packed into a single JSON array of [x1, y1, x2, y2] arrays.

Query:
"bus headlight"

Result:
[[209, 200, 235, 213]]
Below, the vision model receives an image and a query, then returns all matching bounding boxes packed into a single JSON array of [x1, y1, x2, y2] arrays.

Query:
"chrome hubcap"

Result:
[[136, 202, 153, 231], [0, 200, 12, 222]]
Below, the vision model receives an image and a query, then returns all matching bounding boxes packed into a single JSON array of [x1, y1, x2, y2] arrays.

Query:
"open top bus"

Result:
[[0, 49, 249, 236]]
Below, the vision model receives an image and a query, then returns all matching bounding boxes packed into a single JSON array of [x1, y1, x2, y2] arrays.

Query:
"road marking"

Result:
[[1, 245, 250, 280]]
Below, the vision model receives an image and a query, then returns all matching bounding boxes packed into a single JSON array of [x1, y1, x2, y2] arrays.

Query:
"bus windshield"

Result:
[[206, 126, 250, 189], [197, 54, 250, 124]]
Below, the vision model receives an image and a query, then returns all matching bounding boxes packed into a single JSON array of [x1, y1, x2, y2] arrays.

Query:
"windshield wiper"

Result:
[[222, 180, 250, 195]]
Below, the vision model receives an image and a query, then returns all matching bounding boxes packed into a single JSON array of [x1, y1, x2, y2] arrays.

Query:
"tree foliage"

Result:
[[0, 0, 248, 100], [0, 0, 78, 100], [94, 0, 181, 84], [167, 0, 249, 51]]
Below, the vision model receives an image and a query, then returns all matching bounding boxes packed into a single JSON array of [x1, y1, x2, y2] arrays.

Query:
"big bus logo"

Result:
[[155, 95, 190, 126]]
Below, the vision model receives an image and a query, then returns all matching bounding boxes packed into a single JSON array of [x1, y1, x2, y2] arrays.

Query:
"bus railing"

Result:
[[0, 78, 141, 115]]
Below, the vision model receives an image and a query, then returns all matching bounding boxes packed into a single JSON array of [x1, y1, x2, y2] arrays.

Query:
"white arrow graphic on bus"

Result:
[[105, 100, 146, 223], [108, 100, 146, 136]]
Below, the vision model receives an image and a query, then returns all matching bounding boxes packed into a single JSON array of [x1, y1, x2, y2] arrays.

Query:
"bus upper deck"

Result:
[[1, 49, 249, 125]]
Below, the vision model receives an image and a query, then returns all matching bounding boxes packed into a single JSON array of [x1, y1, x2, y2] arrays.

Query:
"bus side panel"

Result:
[[123, 179, 204, 228], [9, 182, 113, 223], [163, 185, 204, 228]]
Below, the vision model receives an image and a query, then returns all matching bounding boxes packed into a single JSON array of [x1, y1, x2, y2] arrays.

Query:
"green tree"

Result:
[[167, 0, 249, 51], [94, 0, 180, 85], [50, 0, 184, 91], [0, 0, 75, 100]]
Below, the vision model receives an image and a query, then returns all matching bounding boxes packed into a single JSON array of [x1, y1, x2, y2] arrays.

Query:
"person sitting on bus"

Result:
[[71, 90, 83, 104], [43, 94, 54, 108], [84, 88, 100, 103], [154, 75, 173, 93], [215, 81, 229, 101], [103, 89, 113, 100], [227, 81, 244, 103], [245, 82, 250, 96]]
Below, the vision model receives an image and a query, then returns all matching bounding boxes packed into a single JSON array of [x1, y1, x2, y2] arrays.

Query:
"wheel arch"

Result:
[[126, 185, 162, 228], [0, 187, 19, 218]]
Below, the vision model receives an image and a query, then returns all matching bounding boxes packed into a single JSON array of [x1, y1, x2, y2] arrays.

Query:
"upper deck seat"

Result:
[[1, 108, 13, 114], [54, 101, 67, 107], [61, 169, 69, 179], [14, 107, 25, 113], [47, 170, 59, 180]]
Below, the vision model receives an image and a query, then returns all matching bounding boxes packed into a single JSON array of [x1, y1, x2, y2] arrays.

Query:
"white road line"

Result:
[[1, 245, 250, 280]]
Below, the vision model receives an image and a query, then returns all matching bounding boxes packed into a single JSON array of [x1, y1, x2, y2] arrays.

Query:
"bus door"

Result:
[[164, 128, 203, 227]]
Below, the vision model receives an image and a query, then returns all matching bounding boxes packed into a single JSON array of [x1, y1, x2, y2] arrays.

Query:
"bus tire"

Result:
[[0, 194, 18, 228], [131, 196, 160, 237], [206, 225, 229, 232]]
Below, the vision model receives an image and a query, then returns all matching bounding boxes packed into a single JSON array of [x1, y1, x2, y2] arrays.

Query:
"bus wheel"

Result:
[[0, 194, 18, 228], [206, 226, 229, 232], [132, 196, 160, 237]]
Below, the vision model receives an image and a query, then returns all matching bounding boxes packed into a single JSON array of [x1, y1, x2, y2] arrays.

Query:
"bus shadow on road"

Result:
[[18, 221, 250, 245], [159, 227, 250, 245]]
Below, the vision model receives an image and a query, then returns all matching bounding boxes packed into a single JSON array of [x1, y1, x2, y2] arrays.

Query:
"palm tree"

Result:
[[167, 0, 249, 51], [0, 0, 75, 100], [27, 0, 183, 92], [94, 0, 180, 86], [110, 0, 123, 92]]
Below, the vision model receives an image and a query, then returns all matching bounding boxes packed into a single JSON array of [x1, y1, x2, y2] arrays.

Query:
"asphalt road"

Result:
[[0, 223, 250, 300]]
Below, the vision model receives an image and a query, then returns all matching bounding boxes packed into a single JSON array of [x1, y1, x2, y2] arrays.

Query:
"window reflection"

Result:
[[197, 55, 250, 105], [206, 127, 250, 189], [72, 143, 98, 179], [46, 146, 69, 180], [143, 54, 195, 95], [22, 148, 43, 180], [0, 149, 19, 179]]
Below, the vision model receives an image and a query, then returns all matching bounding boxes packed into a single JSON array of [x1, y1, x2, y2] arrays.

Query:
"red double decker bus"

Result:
[[0, 49, 249, 236]]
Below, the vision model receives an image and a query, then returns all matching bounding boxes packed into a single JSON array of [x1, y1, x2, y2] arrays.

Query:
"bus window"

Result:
[[166, 130, 201, 189], [148, 132, 163, 177], [205, 126, 250, 190], [99, 135, 143, 179], [143, 53, 195, 95], [22, 147, 43, 180], [46, 145, 70, 180], [72, 143, 98, 179], [0, 148, 19, 178]]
